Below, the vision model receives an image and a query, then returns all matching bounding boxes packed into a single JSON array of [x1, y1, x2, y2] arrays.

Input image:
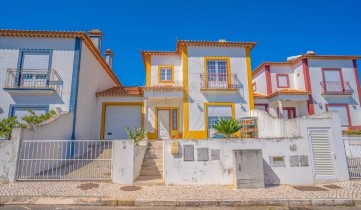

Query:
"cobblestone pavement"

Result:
[[0, 180, 360, 200], [1, 206, 361, 210]]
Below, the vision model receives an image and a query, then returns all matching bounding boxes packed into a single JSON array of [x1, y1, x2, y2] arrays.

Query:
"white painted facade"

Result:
[[163, 111, 349, 185], [97, 41, 254, 140], [0, 30, 119, 140]]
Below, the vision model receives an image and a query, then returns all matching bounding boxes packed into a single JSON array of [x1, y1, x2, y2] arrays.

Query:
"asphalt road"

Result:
[[0, 206, 361, 210]]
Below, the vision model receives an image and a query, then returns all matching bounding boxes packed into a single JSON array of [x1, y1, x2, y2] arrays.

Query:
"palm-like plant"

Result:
[[212, 118, 243, 138], [125, 127, 147, 145]]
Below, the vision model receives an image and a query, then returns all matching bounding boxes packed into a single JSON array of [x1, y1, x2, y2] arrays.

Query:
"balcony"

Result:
[[4, 69, 63, 95], [200, 73, 240, 91], [320, 81, 353, 96]]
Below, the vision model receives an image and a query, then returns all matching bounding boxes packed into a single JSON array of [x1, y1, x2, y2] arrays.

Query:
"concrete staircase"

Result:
[[134, 140, 164, 186]]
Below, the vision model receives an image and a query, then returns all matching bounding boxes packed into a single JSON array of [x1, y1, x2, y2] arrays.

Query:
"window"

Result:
[[206, 58, 229, 88], [278, 107, 296, 119], [207, 105, 233, 137], [172, 109, 177, 130], [276, 74, 290, 88], [10, 106, 48, 123], [207, 116, 231, 129], [159, 66, 173, 83]]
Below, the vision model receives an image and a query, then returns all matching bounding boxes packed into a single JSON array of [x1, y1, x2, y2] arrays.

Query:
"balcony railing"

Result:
[[200, 73, 239, 89], [320, 81, 353, 95], [4, 69, 63, 94]]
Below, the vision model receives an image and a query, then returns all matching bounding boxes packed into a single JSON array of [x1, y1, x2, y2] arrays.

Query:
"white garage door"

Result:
[[104, 105, 142, 140]]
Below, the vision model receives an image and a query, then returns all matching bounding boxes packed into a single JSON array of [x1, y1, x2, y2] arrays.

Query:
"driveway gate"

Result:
[[16, 140, 113, 181], [344, 137, 361, 179]]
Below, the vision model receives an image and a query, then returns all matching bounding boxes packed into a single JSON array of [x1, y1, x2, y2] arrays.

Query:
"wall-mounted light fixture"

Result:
[[353, 104, 357, 109], [318, 103, 323, 109]]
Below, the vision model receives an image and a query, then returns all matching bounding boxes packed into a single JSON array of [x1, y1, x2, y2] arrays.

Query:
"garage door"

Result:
[[104, 105, 142, 140]]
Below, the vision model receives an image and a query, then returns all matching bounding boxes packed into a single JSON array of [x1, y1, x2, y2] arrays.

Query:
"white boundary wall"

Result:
[[164, 110, 349, 185]]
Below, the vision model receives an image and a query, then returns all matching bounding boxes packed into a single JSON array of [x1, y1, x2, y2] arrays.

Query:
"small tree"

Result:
[[0, 116, 24, 139], [125, 127, 147, 145], [212, 118, 243, 138]]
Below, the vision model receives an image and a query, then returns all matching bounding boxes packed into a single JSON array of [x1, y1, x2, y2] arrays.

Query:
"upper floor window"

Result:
[[276, 74, 290, 88], [158, 66, 173, 83], [203, 57, 231, 89]]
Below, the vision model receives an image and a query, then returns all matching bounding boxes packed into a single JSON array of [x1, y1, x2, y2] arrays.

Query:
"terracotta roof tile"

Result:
[[254, 89, 311, 99], [96, 86, 143, 97]]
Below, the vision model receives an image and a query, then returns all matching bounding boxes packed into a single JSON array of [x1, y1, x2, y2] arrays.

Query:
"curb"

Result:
[[0, 197, 359, 207]]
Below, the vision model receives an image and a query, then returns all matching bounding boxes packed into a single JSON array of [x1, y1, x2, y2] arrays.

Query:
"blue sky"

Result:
[[1, 0, 361, 86]]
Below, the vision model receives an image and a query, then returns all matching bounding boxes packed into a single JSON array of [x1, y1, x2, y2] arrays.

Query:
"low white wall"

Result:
[[0, 128, 21, 183], [164, 138, 313, 186], [133, 142, 147, 179], [164, 111, 349, 186], [112, 140, 147, 185], [20, 112, 73, 140]]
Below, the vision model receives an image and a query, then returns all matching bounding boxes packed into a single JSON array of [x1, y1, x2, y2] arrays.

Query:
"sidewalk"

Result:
[[0, 180, 360, 207]]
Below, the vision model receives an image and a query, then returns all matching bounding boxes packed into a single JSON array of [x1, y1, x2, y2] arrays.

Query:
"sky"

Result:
[[1, 0, 361, 86]]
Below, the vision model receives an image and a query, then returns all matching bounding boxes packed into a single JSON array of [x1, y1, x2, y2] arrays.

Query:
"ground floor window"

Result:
[[10, 106, 48, 123], [207, 105, 233, 137]]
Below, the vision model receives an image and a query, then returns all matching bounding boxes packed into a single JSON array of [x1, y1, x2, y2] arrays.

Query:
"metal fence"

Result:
[[344, 137, 361, 178], [16, 140, 113, 181]]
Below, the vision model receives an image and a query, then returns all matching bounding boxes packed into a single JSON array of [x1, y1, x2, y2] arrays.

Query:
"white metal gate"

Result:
[[344, 137, 361, 178], [308, 129, 336, 180], [16, 140, 113, 181]]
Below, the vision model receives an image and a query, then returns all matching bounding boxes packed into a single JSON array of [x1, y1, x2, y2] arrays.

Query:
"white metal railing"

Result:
[[5, 69, 63, 94], [16, 140, 113, 181], [344, 136, 361, 178]]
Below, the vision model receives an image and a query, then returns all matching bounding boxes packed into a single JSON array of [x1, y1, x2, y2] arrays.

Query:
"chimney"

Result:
[[105, 49, 113, 69], [306, 50, 316, 55], [89, 29, 102, 51]]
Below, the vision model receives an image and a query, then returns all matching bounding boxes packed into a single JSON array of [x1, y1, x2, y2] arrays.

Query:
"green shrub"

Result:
[[345, 129, 361, 136], [22, 110, 57, 130], [0, 116, 24, 139], [212, 118, 243, 138], [125, 127, 147, 145]]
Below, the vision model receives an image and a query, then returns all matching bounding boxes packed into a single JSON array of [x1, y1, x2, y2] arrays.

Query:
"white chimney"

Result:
[[287, 55, 301, 61], [105, 49, 113, 69], [306, 50, 316, 55], [89, 29, 102, 51], [218, 39, 227, 42]]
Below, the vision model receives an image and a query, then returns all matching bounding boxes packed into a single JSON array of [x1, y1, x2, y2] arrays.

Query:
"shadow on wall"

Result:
[[263, 159, 280, 186]]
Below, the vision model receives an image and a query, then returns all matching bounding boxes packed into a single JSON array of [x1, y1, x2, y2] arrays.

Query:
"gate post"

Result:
[[0, 128, 21, 183], [112, 140, 135, 185]]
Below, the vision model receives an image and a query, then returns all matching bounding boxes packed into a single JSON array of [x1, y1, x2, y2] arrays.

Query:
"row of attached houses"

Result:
[[1, 29, 360, 140], [252, 52, 361, 130]]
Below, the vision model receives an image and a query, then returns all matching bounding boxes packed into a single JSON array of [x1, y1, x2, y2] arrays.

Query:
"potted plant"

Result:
[[171, 131, 182, 139], [212, 118, 243, 138]]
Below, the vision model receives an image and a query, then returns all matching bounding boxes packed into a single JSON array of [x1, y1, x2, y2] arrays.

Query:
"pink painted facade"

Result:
[[252, 52, 361, 130]]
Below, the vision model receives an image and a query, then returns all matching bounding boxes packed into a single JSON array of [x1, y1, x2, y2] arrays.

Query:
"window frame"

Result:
[[204, 57, 231, 88], [276, 74, 290, 88], [8, 104, 49, 117], [158, 65, 174, 83]]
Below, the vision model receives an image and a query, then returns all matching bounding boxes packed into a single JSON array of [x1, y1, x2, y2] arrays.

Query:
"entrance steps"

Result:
[[134, 140, 164, 186]]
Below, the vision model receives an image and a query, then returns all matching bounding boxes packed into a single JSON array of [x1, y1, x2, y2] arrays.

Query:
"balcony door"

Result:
[[19, 51, 51, 87], [323, 69, 343, 93], [206, 60, 228, 88]]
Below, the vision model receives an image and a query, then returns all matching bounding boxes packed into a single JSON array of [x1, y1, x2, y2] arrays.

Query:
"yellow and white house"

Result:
[[96, 40, 256, 140]]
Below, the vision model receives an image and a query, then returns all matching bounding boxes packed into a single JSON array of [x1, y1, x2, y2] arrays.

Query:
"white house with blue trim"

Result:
[[0, 29, 121, 139]]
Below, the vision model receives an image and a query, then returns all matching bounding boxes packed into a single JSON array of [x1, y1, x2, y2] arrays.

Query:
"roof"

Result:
[[96, 86, 143, 97], [0, 29, 121, 86], [254, 89, 311, 99], [141, 39, 257, 70], [252, 54, 361, 77]]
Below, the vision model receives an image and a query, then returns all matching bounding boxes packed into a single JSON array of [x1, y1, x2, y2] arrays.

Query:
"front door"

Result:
[[158, 110, 170, 139]]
